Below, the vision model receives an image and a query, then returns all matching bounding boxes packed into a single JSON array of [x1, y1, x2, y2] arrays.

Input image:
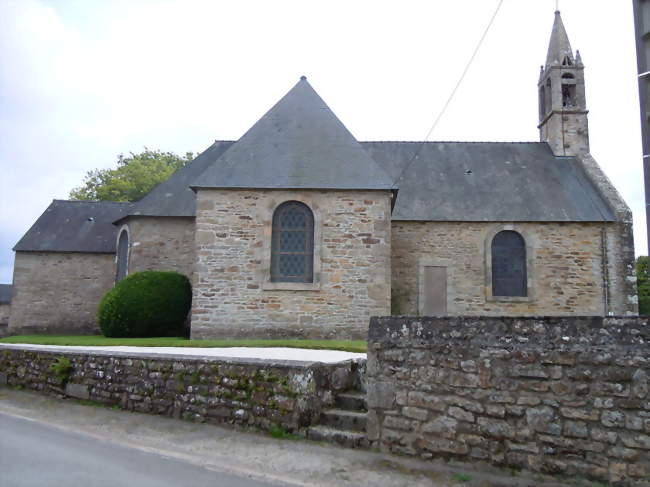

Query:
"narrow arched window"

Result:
[[491, 231, 527, 297], [115, 230, 129, 282], [271, 201, 314, 283]]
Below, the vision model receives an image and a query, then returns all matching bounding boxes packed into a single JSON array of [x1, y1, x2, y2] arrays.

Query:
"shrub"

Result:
[[49, 356, 73, 384], [98, 271, 191, 338]]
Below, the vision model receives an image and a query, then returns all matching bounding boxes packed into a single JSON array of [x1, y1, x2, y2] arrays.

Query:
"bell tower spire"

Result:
[[538, 11, 589, 156]]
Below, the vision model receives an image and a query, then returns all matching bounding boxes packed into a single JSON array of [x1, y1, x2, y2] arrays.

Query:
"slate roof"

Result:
[[118, 141, 234, 221], [361, 141, 615, 222], [0, 284, 11, 304], [117, 139, 615, 224], [16, 79, 618, 257], [191, 77, 395, 191], [14, 200, 132, 253]]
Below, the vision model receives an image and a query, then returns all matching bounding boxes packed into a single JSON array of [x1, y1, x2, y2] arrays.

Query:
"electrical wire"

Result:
[[393, 0, 506, 187]]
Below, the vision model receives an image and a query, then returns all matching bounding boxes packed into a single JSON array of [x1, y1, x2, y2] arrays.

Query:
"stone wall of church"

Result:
[[391, 221, 617, 316], [125, 216, 195, 279], [0, 303, 10, 337], [191, 189, 392, 339], [0, 303, 10, 326], [8, 252, 115, 335], [578, 154, 638, 316]]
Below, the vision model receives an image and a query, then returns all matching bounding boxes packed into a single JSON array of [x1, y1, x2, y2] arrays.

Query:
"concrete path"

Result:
[[0, 388, 571, 487]]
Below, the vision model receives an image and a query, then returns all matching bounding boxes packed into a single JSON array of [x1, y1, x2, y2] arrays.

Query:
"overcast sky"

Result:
[[0, 0, 644, 284]]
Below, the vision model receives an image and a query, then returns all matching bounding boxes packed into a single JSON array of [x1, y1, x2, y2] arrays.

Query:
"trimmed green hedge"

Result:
[[98, 271, 192, 338]]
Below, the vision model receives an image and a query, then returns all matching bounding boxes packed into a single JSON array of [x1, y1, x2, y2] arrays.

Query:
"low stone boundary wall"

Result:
[[366, 317, 650, 486], [0, 345, 364, 434]]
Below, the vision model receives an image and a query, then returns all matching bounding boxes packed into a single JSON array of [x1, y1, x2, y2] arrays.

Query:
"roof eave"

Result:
[[390, 217, 617, 223], [189, 185, 396, 191], [13, 248, 117, 254]]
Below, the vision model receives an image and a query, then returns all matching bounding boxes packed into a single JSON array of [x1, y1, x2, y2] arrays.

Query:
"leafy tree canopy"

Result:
[[637, 256, 650, 315], [69, 149, 194, 202]]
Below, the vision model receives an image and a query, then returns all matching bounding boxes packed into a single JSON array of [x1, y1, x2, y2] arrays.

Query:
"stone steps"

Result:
[[307, 389, 368, 448], [335, 391, 367, 411], [320, 408, 367, 432], [306, 425, 369, 448]]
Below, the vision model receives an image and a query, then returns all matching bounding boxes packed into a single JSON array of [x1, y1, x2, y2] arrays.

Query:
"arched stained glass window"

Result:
[[115, 230, 129, 282], [271, 201, 314, 283], [491, 231, 527, 297]]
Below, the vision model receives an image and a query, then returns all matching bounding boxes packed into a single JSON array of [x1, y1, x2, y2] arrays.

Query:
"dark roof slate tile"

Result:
[[14, 200, 132, 253], [191, 78, 394, 190], [361, 141, 615, 222], [122, 141, 234, 220]]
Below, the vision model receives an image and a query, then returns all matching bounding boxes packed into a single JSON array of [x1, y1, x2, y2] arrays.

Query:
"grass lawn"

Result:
[[0, 335, 367, 353]]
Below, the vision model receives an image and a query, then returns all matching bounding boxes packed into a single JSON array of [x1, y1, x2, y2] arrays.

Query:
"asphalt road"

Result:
[[0, 412, 282, 487], [0, 388, 570, 487]]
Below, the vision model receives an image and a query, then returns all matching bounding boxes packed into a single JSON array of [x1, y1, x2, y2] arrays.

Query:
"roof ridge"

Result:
[[360, 140, 544, 145], [54, 199, 132, 205]]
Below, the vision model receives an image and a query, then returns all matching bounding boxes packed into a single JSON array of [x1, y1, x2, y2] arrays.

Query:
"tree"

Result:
[[69, 149, 194, 202], [636, 256, 650, 315]]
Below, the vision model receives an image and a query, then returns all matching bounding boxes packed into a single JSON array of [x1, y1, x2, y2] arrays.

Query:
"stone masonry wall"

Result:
[[9, 252, 116, 335], [0, 345, 362, 434], [125, 216, 196, 279], [0, 303, 10, 326], [540, 110, 590, 157], [391, 221, 616, 316], [366, 316, 650, 486], [191, 189, 392, 340], [0, 303, 10, 337], [579, 153, 638, 316]]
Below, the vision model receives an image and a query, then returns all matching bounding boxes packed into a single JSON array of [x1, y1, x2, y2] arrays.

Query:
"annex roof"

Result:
[[119, 141, 234, 221], [14, 200, 132, 253], [361, 141, 615, 222], [0, 284, 11, 304], [191, 77, 394, 191]]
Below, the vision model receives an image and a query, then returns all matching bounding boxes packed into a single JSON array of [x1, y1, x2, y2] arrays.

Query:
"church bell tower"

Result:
[[538, 11, 589, 156]]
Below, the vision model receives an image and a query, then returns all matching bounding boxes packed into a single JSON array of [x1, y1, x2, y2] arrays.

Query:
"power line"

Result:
[[394, 0, 506, 187]]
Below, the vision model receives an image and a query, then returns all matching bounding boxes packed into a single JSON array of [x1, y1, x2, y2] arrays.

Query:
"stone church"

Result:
[[5, 12, 638, 339]]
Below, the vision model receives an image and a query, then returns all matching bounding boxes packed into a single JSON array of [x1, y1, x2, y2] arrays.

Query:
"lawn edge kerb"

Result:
[[0, 335, 368, 353]]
